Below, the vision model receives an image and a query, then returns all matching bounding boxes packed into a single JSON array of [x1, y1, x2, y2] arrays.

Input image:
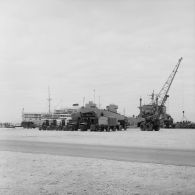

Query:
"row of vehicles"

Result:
[[39, 104, 128, 131], [174, 121, 195, 129]]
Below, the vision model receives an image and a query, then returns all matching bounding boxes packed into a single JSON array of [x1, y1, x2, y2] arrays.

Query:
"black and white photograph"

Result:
[[0, 0, 195, 194]]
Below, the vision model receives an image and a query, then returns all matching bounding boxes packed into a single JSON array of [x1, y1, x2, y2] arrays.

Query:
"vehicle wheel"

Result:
[[90, 124, 95, 131], [140, 122, 146, 131], [154, 119, 160, 131], [146, 123, 153, 131], [154, 125, 160, 131]]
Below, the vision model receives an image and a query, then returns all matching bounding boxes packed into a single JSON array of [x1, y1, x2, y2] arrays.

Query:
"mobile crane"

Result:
[[139, 57, 183, 131]]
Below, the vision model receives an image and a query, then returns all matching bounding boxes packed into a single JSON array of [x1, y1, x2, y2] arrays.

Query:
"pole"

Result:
[[48, 87, 52, 114], [22, 108, 24, 121], [93, 89, 95, 104], [83, 97, 85, 107]]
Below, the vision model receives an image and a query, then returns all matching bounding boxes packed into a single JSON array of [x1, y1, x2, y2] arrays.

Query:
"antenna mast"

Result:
[[83, 97, 85, 107], [48, 87, 52, 114], [93, 89, 96, 104], [99, 96, 101, 109], [22, 108, 24, 121]]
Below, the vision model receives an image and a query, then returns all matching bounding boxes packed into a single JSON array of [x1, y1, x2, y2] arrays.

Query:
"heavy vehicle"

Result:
[[66, 119, 79, 131], [98, 116, 108, 131], [67, 102, 128, 131], [56, 119, 66, 130], [162, 114, 174, 128], [39, 117, 70, 131], [138, 57, 183, 131], [98, 116, 118, 131], [39, 119, 58, 130], [21, 121, 36, 129], [39, 119, 49, 130], [66, 111, 80, 131], [79, 111, 98, 131]]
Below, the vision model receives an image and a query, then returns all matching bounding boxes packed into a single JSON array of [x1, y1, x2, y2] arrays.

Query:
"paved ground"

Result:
[[1, 140, 195, 166]]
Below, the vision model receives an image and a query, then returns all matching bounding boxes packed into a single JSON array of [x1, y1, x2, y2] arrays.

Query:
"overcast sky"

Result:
[[0, 0, 195, 123]]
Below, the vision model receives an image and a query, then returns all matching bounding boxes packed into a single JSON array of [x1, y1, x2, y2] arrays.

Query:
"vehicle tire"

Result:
[[146, 123, 153, 131], [140, 122, 146, 131], [90, 124, 95, 131], [119, 125, 122, 131], [154, 119, 160, 131], [154, 125, 160, 131], [123, 125, 127, 130]]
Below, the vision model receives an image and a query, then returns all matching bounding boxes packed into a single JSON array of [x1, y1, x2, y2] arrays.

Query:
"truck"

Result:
[[98, 116, 118, 131]]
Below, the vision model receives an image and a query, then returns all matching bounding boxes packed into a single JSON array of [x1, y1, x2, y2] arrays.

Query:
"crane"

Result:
[[156, 57, 183, 108], [139, 57, 183, 131]]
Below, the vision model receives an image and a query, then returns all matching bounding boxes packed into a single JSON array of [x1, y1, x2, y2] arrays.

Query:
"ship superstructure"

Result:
[[21, 104, 80, 128]]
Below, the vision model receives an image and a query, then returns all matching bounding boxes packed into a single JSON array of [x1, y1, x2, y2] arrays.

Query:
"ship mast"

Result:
[[48, 87, 52, 114]]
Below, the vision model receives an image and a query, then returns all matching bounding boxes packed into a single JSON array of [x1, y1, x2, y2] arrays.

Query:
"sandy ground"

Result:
[[0, 128, 195, 150], [0, 151, 195, 195], [1, 128, 195, 194]]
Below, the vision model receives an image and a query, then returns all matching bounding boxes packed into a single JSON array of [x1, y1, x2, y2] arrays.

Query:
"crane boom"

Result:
[[156, 57, 183, 106]]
